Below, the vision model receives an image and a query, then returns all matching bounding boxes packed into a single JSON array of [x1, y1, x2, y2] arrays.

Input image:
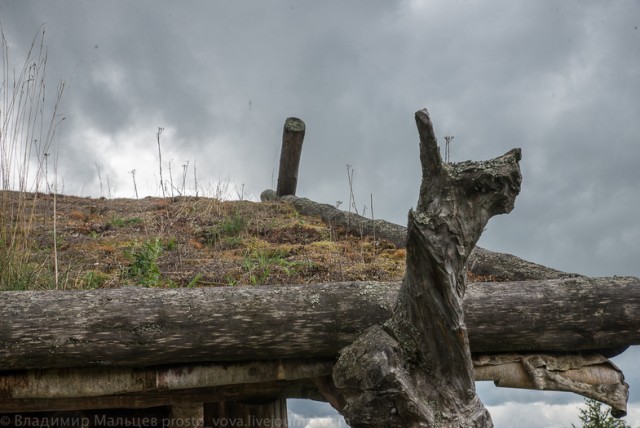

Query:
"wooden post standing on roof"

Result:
[[204, 115, 304, 428], [276, 117, 306, 197]]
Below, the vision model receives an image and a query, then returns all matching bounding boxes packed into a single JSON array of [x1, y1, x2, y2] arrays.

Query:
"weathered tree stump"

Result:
[[276, 117, 305, 197], [333, 109, 522, 427]]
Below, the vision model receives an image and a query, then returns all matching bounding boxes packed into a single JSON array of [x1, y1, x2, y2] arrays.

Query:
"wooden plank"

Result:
[[0, 359, 333, 399], [0, 380, 321, 413]]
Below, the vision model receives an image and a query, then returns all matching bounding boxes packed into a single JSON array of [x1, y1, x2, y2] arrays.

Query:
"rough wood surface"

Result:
[[0, 359, 333, 400], [0, 380, 321, 413], [0, 352, 627, 413], [0, 282, 390, 371], [474, 353, 628, 417], [276, 117, 305, 197], [467, 246, 578, 281], [0, 360, 327, 413], [0, 277, 638, 371], [465, 276, 639, 356], [332, 109, 522, 427]]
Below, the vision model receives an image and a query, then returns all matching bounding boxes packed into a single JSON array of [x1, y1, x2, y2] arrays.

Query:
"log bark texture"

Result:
[[0, 277, 638, 372], [332, 109, 523, 427]]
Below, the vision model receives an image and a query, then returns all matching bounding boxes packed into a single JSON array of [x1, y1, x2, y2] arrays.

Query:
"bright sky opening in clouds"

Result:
[[2, 1, 639, 426]]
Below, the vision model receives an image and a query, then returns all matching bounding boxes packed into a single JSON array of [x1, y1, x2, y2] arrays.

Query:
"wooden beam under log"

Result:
[[0, 352, 627, 415], [0, 379, 322, 413]]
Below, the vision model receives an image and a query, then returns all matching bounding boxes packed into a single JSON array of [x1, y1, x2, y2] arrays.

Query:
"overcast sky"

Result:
[[2, 1, 639, 427]]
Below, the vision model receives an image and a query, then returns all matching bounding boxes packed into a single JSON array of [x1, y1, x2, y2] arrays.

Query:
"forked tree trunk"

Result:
[[333, 109, 522, 427]]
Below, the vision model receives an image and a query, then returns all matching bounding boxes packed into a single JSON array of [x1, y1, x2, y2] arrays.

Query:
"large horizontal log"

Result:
[[466, 277, 639, 355], [1, 282, 390, 371], [1, 277, 638, 371]]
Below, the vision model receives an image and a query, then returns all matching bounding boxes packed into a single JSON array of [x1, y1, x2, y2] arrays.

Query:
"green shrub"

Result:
[[125, 238, 164, 287], [82, 270, 108, 289], [241, 248, 308, 285], [0, 245, 40, 290], [186, 273, 203, 288], [200, 212, 247, 247]]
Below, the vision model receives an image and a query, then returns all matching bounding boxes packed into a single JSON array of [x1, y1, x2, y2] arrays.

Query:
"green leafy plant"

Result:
[[165, 237, 177, 251], [0, 247, 42, 290], [241, 250, 274, 285], [125, 238, 164, 287], [200, 212, 247, 248], [82, 270, 108, 289], [240, 248, 309, 285], [221, 213, 247, 236], [225, 274, 238, 287], [572, 398, 631, 428], [186, 273, 203, 288], [109, 216, 143, 228]]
